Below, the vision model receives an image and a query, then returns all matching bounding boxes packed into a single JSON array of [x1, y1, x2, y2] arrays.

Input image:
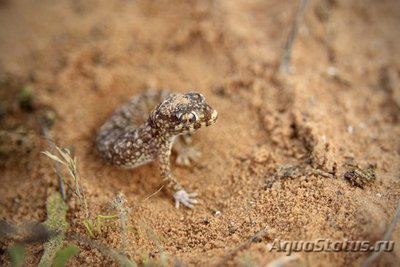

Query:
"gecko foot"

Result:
[[175, 147, 201, 167], [173, 190, 199, 209]]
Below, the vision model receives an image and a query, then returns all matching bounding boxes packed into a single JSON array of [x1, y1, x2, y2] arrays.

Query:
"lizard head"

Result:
[[150, 92, 218, 135]]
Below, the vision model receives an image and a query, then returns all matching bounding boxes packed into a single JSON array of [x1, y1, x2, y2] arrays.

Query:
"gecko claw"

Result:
[[174, 190, 200, 209]]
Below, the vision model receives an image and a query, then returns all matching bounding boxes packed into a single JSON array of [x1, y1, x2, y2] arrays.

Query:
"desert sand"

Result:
[[0, 0, 399, 266]]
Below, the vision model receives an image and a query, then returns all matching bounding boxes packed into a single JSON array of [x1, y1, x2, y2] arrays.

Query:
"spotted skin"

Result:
[[96, 90, 218, 208]]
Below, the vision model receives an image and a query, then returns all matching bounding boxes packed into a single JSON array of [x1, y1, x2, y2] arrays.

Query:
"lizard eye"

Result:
[[178, 112, 198, 123], [188, 111, 198, 123], [177, 112, 185, 123]]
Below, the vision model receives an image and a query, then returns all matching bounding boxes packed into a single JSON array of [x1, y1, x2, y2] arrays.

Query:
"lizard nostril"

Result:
[[211, 110, 218, 121]]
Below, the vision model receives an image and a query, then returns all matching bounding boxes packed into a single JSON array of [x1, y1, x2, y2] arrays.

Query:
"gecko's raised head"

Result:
[[150, 92, 218, 135]]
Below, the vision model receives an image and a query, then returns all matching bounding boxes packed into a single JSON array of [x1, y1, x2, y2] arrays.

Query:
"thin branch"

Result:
[[216, 227, 268, 267], [142, 185, 164, 202], [279, 0, 309, 74], [360, 200, 400, 267]]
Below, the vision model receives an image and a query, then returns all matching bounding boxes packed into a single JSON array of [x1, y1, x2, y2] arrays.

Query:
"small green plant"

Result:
[[7, 244, 25, 267], [42, 144, 137, 266], [17, 85, 34, 111], [82, 214, 119, 238], [53, 244, 80, 267], [6, 193, 76, 267], [42, 146, 89, 218], [39, 192, 69, 267], [109, 192, 131, 250], [83, 192, 132, 246]]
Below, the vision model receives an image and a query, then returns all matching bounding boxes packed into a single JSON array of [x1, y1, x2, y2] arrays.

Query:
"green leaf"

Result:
[[39, 192, 68, 267], [53, 244, 80, 267], [7, 244, 25, 267], [18, 85, 34, 111]]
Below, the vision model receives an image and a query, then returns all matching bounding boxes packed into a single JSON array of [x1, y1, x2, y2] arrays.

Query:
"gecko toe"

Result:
[[173, 189, 199, 209]]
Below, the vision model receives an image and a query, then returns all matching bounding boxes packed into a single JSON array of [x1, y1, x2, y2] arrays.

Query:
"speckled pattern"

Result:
[[96, 90, 218, 208]]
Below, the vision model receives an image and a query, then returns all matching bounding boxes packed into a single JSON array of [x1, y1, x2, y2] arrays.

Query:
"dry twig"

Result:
[[216, 227, 268, 267], [360, 201, 400, 267], [279, 0, 309, 74]]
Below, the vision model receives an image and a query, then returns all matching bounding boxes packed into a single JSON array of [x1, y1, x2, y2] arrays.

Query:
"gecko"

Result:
[[96, 90, 218, 208]]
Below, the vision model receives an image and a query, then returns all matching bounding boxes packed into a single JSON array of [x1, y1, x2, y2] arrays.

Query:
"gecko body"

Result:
[[96, 90, 218, 208]]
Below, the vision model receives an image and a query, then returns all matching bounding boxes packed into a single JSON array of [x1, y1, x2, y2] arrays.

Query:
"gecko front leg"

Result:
[[159, 139, 199, 209], [173, 134, 201, 167]]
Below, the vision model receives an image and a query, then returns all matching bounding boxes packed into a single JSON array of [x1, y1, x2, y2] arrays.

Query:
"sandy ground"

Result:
[[0, 0, 399, 266]]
